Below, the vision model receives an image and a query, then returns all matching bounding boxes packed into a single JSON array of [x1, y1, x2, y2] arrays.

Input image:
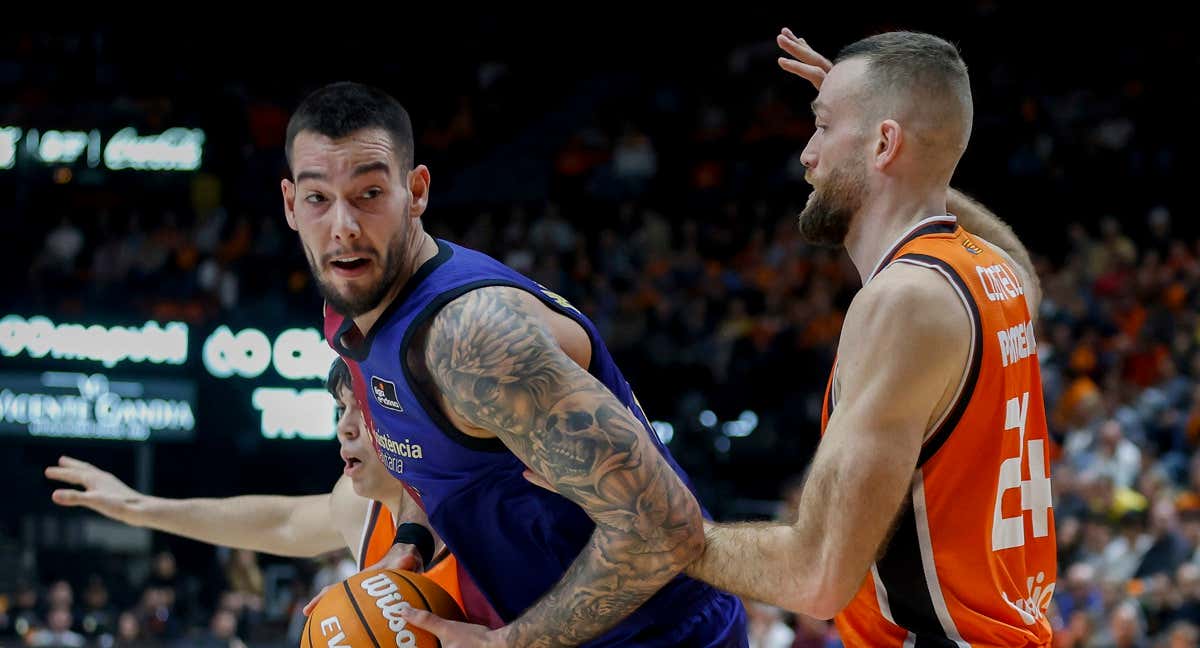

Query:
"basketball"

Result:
[[302, 569, 465, 648]]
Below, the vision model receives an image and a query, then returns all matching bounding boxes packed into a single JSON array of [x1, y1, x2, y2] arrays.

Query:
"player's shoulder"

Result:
[[841, 261, 971, 360], [853, 262, 966, 326], [427, 285, 544, 335], [837, 260, 973, 390], [329, 476, 369, 524]]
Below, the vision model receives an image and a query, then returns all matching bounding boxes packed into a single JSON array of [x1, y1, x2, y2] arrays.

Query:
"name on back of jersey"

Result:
[[976, 262, 1024, 303], [997, 320, 1037, 367]]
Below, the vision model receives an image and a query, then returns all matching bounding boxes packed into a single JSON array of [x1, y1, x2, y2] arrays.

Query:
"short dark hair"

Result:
[[285, 81, 415, 171], [326, 357, 352, 399], [835, 31, 972, 140]]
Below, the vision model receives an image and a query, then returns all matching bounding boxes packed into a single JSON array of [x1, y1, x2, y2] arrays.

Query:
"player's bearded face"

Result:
[[798, 155, 866, 247], [308, 226, 408, 318]]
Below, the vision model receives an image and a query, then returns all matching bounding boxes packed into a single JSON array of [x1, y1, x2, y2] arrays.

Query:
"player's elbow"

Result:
[[292, 541, 329, 559], [271, 526, 314, 558], [277, 517, 335, 559], [796, 589, 853, 622], [673, 512, 707, 566], [652, 502, 706, 571], [601, 514, 702, 582], [784, 560, 859, 620]]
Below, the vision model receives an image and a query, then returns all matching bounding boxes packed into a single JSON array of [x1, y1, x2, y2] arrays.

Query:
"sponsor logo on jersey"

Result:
[[371, 376, 404, 412], [962, 236, 984, 255], [1002, 571, 1055, 626]]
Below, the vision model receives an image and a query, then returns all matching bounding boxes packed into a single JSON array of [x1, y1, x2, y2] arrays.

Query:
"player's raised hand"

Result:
[[45, 456, 148, 526], [777, 27, 832, 90]]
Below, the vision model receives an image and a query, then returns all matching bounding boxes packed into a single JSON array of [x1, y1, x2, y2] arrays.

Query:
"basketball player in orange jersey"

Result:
[[45, 358, 466, 613], [683, 30, 1056, 646]]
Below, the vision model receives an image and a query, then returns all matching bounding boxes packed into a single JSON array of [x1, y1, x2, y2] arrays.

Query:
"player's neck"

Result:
[[352, 232, 440, 335], [844, 186, 948, 283], [383, 492, 406, 526]]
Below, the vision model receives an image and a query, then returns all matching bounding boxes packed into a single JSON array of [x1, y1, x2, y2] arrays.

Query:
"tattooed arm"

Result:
[[422, 286, 705, 647]]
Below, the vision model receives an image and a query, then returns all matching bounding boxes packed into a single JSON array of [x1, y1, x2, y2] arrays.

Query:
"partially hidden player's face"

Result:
[[797, 58, 871, 247], [335, 387, 399, 501], [282, 128, 430, 318]]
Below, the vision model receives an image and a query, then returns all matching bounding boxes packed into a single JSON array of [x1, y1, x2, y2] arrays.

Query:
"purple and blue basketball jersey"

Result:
[[326, 239, 746, 647]]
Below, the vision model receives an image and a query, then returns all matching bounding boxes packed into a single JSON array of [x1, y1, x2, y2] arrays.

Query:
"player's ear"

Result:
[[282, 178, 298, 231], [408, 165, 430, 219], [874, 120, 902, 171]]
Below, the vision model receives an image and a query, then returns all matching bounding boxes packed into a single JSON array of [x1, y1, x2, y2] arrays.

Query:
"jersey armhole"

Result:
[[398, 280, 598, 452], [357, 499, 383, 570], [890, 254, 984, 467]]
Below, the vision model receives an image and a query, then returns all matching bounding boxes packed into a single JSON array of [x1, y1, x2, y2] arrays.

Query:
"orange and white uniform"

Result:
[[357, 499, 464, 610], [824, 215, 1057, 647]]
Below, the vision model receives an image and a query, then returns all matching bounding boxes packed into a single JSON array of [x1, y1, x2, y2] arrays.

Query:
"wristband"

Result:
[[393, 522, 434, 569]]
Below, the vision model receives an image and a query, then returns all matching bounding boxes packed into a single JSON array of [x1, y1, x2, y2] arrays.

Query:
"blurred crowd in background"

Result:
[[2, 8, 1194, 646]]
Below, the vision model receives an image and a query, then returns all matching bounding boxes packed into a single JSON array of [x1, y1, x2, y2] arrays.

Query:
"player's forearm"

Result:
[[686, 521, 821, 613], [688, 512, 862, 619], [140, 494, 334, 557], [495, 442, 704, 645], [499, 527, 700, 647]]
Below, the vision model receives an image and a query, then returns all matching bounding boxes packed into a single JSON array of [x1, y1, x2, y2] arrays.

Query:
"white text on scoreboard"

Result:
[[0, 126, 205, 171]]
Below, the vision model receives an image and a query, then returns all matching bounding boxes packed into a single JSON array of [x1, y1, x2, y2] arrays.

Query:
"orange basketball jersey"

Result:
[[358, 500, 464, 611], [823, 215, 1056, 647]]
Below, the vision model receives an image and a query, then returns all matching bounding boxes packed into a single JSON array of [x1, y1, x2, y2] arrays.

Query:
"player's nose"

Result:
[[330, 202, 362, 242], [336, 411, 358, 439]]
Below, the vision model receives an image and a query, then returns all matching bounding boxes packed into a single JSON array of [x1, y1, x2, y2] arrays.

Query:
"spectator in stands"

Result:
[[114, 609, 152, 647], [1094, 601, 1149, 648], [4, 581, 42, 640], [188, 608, 247, 648], [46, 580, 75, 619], [745, 601, 793, 648], [1092, 419, 1145, 490], [222, 549, 265, 616], [1056, 562, 1105, 623], [138, 585, 180, 641], [80, 574, 117, 639], [1163, 621, 1200, 648], [1135, 497, 1192, 579], [28, 606, 84, 647]]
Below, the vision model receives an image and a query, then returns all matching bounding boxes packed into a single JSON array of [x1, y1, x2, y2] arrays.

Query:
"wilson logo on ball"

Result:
[[359, 573, 420, 647]]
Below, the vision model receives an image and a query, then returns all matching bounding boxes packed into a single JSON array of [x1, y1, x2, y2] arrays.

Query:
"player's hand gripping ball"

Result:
[[302, 569, 464, 648]]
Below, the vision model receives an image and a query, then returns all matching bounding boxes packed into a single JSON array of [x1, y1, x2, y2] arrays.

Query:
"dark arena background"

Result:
[[0, 6, 1194, 647]]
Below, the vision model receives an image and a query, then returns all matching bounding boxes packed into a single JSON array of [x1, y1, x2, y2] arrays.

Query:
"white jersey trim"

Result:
[[357, 499, 383, 570], [913, 470, 970, 648], [890, 257, 977, 444], [867, 215, 958, 284]]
